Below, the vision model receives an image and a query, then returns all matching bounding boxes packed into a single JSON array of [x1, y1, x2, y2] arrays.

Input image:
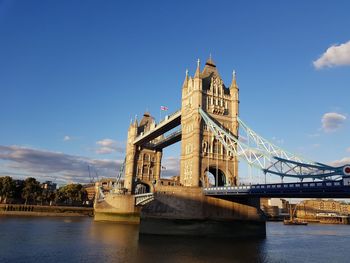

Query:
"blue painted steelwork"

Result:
[[198, 107, 350, 181], [203, 177, 350, 198]]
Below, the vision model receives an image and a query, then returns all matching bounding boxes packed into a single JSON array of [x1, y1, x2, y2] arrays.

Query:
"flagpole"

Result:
[[159, 107, 161, 123]]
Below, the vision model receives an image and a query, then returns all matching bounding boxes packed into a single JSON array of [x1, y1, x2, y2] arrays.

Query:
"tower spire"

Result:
[[182, 69, 189, 89], [230, 70, 238, 89], [206, 53, 215, 66], [194, 58, 201, 78]]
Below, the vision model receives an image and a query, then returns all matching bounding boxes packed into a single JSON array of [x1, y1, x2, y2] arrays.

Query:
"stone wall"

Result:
[[140, 186, 266, 238]]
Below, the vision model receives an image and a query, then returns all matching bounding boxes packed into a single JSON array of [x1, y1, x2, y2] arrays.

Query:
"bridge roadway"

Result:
[[203, 180, 350, 198]]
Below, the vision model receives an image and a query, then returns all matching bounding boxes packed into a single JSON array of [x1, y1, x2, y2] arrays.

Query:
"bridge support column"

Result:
[[154, 151, 162, 185], [140, 186, 266, 238], [124, 120, 138, 193]]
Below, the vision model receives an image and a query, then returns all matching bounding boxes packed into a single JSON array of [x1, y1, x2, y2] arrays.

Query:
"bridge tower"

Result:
[[124, 113, 162, 193], [180, 57, 239, 187]]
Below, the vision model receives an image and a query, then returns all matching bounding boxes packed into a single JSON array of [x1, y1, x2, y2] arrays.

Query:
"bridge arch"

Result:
[[134, 180, 154, 194], [203, 167, 227, 187]]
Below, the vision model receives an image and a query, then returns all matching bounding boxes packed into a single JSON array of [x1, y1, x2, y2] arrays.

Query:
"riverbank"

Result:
[[0, 204, 93, 217]]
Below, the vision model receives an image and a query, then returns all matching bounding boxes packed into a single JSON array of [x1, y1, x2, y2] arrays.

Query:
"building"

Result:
[[261, 198, 289, 219], [41, 181, 57, 191], [297, 199, 350, 217], [83, 183, 96, 202], [180, 57, 239, 187]]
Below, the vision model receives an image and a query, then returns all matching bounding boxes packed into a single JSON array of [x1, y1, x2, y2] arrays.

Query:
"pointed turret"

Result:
[[206, 53, 216, 67], [133, 115, 138, 127], [194, 58, 201, 78], [182, 69, 189, 89], [230, 70, 238, 90]]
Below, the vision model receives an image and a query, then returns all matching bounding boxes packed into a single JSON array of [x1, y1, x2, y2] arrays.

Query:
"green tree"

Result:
[[22, 177, 42, 205], [0, 176, 15, 204], [56, 184, 87, 205]]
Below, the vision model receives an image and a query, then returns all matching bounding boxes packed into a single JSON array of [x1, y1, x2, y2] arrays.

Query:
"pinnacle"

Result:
[[206, 54, 216, 67]]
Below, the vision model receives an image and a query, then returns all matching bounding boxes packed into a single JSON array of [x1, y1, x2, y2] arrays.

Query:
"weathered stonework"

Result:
[[180, 58, 239, 187], [95, 57, 266, 238], [140, 186, 266, 238]]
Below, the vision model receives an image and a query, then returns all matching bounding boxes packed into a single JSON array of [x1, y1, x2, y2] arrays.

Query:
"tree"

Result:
[[22, 177, 42, 205], [56, 184, 88, 205], [0, 176, 15, 204]]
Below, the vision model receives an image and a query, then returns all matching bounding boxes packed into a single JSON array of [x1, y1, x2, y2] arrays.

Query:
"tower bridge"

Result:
[[94, 56, 350, 238]]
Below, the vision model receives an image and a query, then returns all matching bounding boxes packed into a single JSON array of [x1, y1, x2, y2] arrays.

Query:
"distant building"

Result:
[[261, 198, 289, 219], [41, 181, 57, 191], [296, 199, 350, 224], [83, 183, 96, 203], [159, 176, 181, 186], [297, 199, 350, 217]]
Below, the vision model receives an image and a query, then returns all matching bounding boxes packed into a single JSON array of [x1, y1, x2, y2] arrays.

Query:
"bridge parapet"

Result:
[[204, 179, 350, 198]]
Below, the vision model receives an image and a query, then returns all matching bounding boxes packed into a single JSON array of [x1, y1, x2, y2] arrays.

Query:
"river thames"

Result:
[[0, 217, 350, 263]]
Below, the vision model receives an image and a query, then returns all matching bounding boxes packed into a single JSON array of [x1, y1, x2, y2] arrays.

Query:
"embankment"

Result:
[[0, 204, 93, 217]]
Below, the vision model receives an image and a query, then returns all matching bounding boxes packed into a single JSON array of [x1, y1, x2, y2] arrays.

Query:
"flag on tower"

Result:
[[160, 106, 168, 111]]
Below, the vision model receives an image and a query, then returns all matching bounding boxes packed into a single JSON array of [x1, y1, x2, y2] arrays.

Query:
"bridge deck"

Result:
[[203, 180, 350, 198], [133, 110, 181, 146]]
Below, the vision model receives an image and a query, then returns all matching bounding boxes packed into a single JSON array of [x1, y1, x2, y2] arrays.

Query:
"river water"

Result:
[[0, 217, 349, 263]]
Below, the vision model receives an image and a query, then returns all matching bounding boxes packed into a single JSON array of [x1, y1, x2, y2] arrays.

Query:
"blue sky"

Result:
[[0, 0, 350, 185]]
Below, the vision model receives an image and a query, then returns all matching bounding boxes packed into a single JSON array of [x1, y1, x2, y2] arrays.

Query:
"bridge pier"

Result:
[[139, 186, 266, 238], [94, 194, 141, 224]]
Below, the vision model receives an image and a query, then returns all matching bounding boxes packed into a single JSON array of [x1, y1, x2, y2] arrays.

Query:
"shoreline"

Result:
[[0, 204, 93, 217], [0, 211, 92, 217]]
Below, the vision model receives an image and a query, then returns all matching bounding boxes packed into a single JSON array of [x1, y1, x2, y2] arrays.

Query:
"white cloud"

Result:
[[96, 138, 115, 147], [321, 112, 346, 132], [330, 157, 350, 167], [313, 40, 350, 69], [0, 145, 122, 185], [347, 147, 350, 153], [96, 138, 124, 155], [63, 135, 71, 141], [161, 156, 180, 178]]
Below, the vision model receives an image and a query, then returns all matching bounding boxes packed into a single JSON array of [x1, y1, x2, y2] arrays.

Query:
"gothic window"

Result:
[[213, 140, 218, 153], [144, 154, 150, 162]]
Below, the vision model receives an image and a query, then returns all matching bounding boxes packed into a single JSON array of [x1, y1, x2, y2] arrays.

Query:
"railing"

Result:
[[135, 193, 154, 206], [203, 179, 347, 196]]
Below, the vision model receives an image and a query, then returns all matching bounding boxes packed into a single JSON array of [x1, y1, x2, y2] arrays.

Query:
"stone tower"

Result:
[[124, 113, 163, 193], [180, 57, 239, 187]]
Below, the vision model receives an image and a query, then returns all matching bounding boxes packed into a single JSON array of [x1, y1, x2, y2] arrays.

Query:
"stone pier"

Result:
[[140, 186, 266, 238]]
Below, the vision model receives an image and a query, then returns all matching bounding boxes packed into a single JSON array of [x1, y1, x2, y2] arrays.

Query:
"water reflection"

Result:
[[137, 235, 268, 263], [1, 218, 350, 263]]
